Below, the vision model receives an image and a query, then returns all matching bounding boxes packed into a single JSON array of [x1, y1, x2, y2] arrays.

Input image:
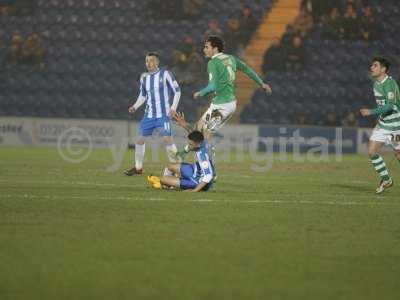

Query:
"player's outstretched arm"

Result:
[[235, 57, 272, 94], [194, 83, 216, 99], [172, 111, 194, 133], [360, 104, 394, 117]]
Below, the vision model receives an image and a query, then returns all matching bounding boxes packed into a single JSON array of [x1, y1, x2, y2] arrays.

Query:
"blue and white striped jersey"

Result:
[[194, 141, 215, 184], [139, 68, 181, 119]]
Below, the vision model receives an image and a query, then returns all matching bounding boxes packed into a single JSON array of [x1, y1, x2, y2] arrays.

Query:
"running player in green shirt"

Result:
[[176, 35, 271, 135], [172, 35, 271, 161], [360, 56, 400, 194]]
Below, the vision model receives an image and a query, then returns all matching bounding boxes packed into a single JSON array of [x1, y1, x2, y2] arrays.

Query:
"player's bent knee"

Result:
[[160, 175, 180, 188], [368, 141, 381, 157], [368, 150, 378, 158], [168, 163, 180, 172], [136, 137, 145, 145], [394, 150, 400, 160]]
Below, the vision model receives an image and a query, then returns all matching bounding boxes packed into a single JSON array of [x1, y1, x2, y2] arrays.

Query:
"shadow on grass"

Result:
[[330, 183, 372, 193]]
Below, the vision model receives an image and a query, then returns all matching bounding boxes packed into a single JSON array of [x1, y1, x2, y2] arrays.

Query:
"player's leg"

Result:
[[160, 175, 181, 188], [124, 118, 153, 175], [124, 136, 146, 175], [369, 128, 393, 193], [190, 105, 213, 142], [391, 131, 400, 168], [134, 136, 146, 170], [177, 105, 217, 159], [158, 117, 180, 163], [394, 150, 400, 163], [163, 135, 180, 163], [178, 162, 199, 190], [148, 163, 182, 189], [203, 101, 237, 134], [163, 163, 181, 177]]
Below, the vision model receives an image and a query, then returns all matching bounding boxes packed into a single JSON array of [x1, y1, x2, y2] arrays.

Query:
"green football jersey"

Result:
[[373, 75, 400, 131], [202, 53, 264, 104]]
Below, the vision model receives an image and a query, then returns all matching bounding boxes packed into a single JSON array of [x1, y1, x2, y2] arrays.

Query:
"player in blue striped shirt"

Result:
[[147, 130, 215, 192], [124, 52, 181, 175]]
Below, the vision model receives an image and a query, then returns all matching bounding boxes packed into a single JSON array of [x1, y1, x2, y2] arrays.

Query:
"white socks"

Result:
[[166, 144, 178, 163], [135, 143, 145, 170], [134, 143, 178, 169]]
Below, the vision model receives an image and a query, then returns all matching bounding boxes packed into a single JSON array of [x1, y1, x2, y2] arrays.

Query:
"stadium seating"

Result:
[[241, 0, 400, 126], [0, 0, 272, 122]]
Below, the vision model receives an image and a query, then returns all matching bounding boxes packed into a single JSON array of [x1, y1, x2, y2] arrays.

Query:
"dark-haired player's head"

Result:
[[188, 130, 204, 151], [203, 35, 224, 58], [146, 52, 160, 72], [370, 56, 390, 78]]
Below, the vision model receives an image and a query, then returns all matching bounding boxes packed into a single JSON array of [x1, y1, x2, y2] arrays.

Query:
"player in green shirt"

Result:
[[173, 36, 271, 160], [191, 35, 272, 135], [360, 56, 400, 194]]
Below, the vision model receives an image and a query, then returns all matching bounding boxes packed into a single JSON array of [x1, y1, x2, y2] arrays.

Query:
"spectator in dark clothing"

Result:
[[252, 0, 265, 21], [21, 32, 45, 68], [326, 111, 339, 127], [301, 0, 335, 22], [148, 0, 181, 19], [15, 0, 37, 15], [239, 5, 258, 45], [280, 24, 296, 47], [0, 36, 7, 68], [0, 4, 17, 15], [7, 31, 23, 65], [301, 0, 313, 17], [285, 35, 305, 71], [224, 17, 243, 55], [323, 7, 344, 40], [182, 0, 205, 19], [342, 3, 360, 40], [178, 35, 196, 58], [262, 38, 286, 74], [293, 8, 313, 39], [360, 5, 377, 42], [170, 50, 189, 85], [342, 111, 358, 127], [185, 51, 205, 85], [295, 111, 309, 125], [204, 19, 223, 38], [343, 0, 363, 12]]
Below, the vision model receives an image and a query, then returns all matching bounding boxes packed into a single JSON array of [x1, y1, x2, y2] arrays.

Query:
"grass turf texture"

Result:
[[1, 146, 400, 300]]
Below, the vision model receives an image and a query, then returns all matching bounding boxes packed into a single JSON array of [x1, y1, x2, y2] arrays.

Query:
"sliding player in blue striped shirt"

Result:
[[148, 130, 215, 192], [124, 52, 181, 175]]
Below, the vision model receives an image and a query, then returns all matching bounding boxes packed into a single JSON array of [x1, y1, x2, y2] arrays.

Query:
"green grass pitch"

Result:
[[1, 146, 400, 300]]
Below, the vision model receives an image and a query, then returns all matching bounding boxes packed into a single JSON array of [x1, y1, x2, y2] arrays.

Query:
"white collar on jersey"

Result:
[[377, 75, 389, 84], [212, 52, 224, 59]]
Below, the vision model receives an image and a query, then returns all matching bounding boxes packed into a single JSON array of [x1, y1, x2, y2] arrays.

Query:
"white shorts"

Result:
[[200, 101, 237, 132], [370, 127, 400, 150]]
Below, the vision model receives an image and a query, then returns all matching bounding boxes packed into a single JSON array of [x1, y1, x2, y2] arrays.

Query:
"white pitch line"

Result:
[[0, 179, 139, 188], [0, 194, 399, 207]]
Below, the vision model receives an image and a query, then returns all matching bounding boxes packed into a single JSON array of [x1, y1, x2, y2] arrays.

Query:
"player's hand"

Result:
[[173, 111, 186, 125], [128, 106, 136, 114], [360, 108, 371, 117], [193, 92, 201, 99], [261, 83, 272, 95], [169, 109, 177, 118]]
